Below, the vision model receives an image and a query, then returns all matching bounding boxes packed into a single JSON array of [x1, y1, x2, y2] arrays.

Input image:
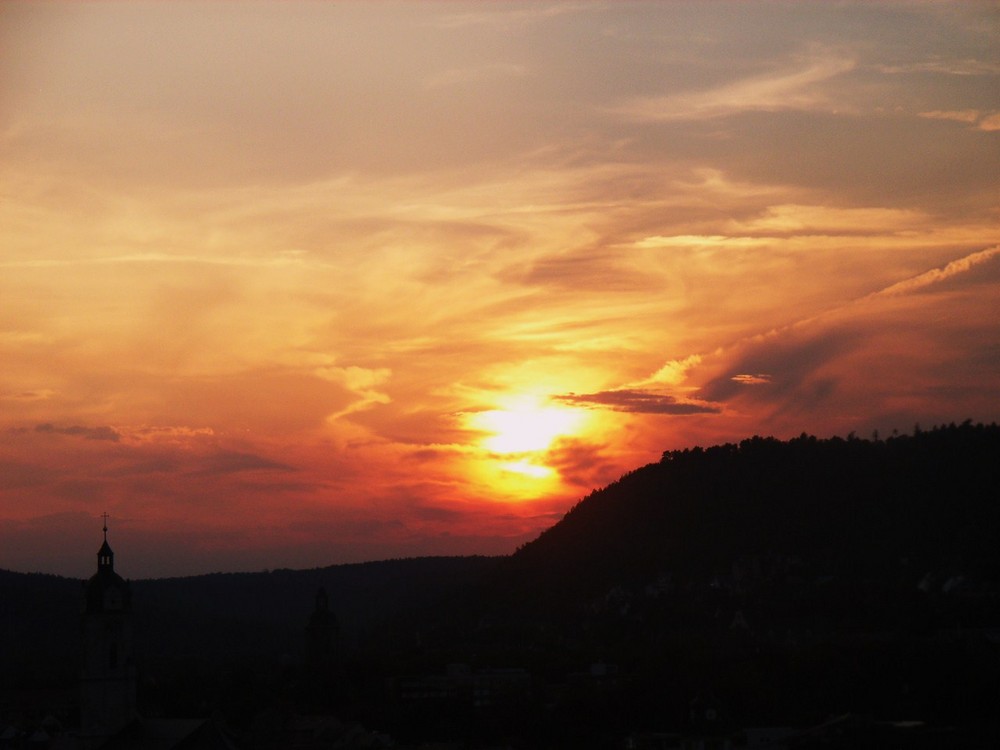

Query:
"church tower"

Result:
[[79, 515, 136, 746], [305, 587, 340, 667]]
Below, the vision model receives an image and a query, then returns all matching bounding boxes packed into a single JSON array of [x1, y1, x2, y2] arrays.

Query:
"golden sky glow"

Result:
[[1, 1, 998, 577]]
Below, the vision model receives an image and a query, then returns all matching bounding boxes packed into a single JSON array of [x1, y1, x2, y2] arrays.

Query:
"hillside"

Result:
[[486, 421, 1000, 616], [403, 422, 1000, 738], [0, 557, 499, 689]]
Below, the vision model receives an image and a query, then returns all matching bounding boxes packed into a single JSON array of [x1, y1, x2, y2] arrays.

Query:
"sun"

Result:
[[466, 396, 585, 481], [474, 403, 581, 454]]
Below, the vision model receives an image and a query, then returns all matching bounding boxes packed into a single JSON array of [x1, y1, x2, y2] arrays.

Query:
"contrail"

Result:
[[634, 245, 1000, 390], [869, 245, 1000, 298]]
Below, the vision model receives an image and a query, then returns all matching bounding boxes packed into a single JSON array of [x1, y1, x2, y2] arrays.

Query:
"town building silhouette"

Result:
[[304, 587, 340, 668]]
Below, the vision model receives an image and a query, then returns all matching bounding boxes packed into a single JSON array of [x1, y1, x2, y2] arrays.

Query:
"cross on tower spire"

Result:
[[96, 514, 115, 572]]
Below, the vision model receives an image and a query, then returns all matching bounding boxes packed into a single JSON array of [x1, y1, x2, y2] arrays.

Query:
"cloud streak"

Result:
[[555, 390, 720, 415], [870, 246, 1000, 298], [613, 48, 855, 122], [35, 423, 121, 442]]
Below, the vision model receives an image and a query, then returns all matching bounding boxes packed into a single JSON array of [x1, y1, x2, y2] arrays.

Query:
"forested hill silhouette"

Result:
[[474, 420, 1000, 620], [0, 557, 498, 687]]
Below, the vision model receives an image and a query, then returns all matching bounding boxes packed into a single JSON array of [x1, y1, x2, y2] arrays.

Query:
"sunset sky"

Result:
[[2, 1, 998, 578]]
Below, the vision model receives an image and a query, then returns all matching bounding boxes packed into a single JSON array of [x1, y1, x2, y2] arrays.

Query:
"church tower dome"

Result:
[[84, 520, 130, 614]]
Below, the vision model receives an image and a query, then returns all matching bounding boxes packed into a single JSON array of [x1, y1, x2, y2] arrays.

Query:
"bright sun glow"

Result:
[[470, 399, 583, 455], [465, 397, 586, 483], [498, 460, 553, 479]]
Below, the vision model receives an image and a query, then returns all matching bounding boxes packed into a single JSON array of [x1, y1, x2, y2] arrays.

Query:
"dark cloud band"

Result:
[[555, 389, 720, 415]]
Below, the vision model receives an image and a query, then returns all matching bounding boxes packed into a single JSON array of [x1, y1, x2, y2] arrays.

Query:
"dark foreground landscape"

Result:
[[3, 421, 999, 748]]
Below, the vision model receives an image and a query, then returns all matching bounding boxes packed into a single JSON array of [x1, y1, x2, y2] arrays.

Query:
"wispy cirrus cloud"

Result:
[[639, 355, 703, 388], [979, 113, 1000, 131], [126, 425, 215, 444], [0, 252, 322, 271], [432, 2, 594, 30], [1, 389, 57, 402], [613, 48, 855, 122], [723, 204, 928, 236], [918, 109, 980, 124], [878, 59, 1000, 76], [918, 109, 1000, 131], [315, 365, 393, 420]]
